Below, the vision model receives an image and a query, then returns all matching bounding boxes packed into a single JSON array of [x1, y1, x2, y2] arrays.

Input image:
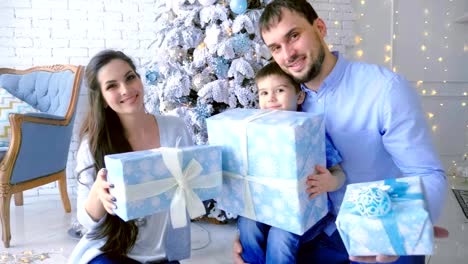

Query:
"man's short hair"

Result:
[[259, 0, 318, 34]]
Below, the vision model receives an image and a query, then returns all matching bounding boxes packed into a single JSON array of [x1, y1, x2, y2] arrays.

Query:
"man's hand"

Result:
[[233, 233, 247, 264], [349, 226, 449, 263], [434, 225, 449, 238], [349, 255, 399, 263]]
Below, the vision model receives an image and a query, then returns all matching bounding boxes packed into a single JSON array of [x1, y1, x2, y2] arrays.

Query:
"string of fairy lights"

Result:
[[350, 0, 467, 166]]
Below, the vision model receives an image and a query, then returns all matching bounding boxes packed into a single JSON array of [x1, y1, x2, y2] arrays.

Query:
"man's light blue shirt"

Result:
[[300, 52, 447, 235]]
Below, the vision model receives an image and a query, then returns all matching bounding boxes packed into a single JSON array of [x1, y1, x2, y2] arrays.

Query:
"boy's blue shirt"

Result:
[[297, 106, 343, 168], [324, 133, 342, 168]]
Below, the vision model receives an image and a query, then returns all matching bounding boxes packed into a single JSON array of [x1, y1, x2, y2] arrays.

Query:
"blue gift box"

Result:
[[206, 109, 328, 235], [335, 176, 433, 256], [104, 145, 222, 228]]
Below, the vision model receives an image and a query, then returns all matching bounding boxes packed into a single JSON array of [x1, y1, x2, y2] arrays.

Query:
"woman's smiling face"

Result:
[[98, 58, 145, 116]]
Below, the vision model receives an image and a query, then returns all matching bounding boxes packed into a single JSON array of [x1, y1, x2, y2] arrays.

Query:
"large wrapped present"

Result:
[[206, 108, 328, 235], [336, 176, 433, 256], [104, 145, 222, 228]]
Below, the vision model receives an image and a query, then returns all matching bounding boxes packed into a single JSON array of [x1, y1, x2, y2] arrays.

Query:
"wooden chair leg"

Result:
[[58, 175, 71, 213], [13, 192, 23, 206], [0, 189, 12, 248]]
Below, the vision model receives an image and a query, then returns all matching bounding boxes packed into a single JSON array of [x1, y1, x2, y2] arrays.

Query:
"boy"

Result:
[[237, 61, 345, 264]]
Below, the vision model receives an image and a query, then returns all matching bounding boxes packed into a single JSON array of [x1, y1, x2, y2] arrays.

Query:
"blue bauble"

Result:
[[145, 69, 159, 85], [230, 0, 247, 15]]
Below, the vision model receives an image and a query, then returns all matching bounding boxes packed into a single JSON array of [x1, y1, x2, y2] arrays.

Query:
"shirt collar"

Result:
[[300, 51, 349, 95]]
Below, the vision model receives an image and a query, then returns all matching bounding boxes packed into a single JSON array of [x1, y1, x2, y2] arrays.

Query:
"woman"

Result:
[[68, 50, 191, 264]]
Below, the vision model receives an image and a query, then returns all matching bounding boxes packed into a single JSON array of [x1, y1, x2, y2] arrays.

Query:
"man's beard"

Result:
[[291, 44, 325, 84]]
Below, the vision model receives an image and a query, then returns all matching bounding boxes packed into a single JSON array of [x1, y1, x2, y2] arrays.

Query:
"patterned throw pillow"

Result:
[[0, 88, 39, 147]]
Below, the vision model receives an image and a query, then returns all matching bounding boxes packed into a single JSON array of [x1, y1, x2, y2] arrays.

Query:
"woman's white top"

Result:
[[68, 115, 192, 264]]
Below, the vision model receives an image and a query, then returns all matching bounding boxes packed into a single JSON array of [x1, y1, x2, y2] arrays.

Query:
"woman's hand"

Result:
[[85, 168, 117, 221], [233, 233, 248, 264]]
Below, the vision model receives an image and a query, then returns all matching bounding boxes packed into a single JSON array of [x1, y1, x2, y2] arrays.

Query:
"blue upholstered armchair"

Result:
[[0, 65, 83, 247]]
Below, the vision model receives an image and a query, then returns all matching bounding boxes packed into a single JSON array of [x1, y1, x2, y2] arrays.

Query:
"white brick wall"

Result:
[[0, 0, 355, 196]]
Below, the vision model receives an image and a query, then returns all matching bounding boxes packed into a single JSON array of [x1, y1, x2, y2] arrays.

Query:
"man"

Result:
[[234, 0, 448, 263]]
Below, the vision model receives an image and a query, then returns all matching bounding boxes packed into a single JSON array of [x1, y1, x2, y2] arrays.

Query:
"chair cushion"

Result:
[[0, 87, 39, 147], [0, 71, 74, 117]]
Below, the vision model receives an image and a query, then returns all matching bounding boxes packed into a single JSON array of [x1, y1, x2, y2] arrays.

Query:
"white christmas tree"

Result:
[[142, 0, 271, 145]]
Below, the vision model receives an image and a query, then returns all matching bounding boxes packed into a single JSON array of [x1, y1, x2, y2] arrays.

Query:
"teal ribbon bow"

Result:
[[347, 178, 424, 255]]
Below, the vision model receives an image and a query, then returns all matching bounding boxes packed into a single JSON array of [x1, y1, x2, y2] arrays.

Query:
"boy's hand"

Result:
[[306, 165, 338, 200]]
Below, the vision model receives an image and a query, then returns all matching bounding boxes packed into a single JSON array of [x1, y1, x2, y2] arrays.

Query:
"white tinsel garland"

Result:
[[144, 85, 159, 114], [232, 14, 256, 34], [181, 27, 203, 48], [163, 28, 183, 48], [228, 58, 255, 84], [198, 80, 230, 104], [199, 5, 228, 27], [216, 41, 236, 59], [254, 42, 272, 61], [198, 0, 216, 6], [183, 8, 202, 26], [165, 0, 186, 13], [192, 45, 210, 67], [165, 73, 191, 98], [204, 24, 222, 53], [233, 83, 257, 107]]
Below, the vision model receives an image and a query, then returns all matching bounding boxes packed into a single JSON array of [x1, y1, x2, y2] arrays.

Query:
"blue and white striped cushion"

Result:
[[0, 88, 39, 147]]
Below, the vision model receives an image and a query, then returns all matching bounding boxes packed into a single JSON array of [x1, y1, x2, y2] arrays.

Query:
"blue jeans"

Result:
[[238, 212, 335, 264], [88, 254, 180, 264], [297, 230, 425, 264], [238, 216, 300, 264]]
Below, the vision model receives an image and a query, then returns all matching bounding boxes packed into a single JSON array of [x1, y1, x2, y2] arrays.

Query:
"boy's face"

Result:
[[257, 74, 305, 111]]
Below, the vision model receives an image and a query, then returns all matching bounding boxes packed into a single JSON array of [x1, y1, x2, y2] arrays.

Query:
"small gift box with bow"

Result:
[[206, 108, 328, 235], [104, 145, 222, 228], [335, 176, 433, 256]]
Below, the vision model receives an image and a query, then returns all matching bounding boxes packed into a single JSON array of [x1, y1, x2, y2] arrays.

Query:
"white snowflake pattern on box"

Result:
[[104, 145, 222, 222], [335, 176, 433, 256], [206, 108, 327, 235]]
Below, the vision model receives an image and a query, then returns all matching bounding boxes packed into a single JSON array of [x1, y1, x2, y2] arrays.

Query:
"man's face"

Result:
[[261, 8, 326, 84]]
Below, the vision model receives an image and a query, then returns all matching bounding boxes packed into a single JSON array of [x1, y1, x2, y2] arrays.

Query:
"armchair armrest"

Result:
[[24, 112, 65, 120], [1, 113, 74, 184]]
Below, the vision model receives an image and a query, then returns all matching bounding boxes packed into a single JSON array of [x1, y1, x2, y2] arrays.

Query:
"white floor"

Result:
[[3, 176, 468, 264]]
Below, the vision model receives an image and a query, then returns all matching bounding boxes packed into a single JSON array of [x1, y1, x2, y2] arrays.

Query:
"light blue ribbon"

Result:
[[348, 178, 424, 255], [383, 179, 423, 200]]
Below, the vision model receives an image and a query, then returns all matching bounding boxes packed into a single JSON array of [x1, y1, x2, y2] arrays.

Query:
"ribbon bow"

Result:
[[345, 178, 424, 255], [114, 147, 221, 228]]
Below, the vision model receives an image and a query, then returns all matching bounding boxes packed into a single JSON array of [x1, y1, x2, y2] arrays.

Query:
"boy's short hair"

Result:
[[255, 61, 301, 93]]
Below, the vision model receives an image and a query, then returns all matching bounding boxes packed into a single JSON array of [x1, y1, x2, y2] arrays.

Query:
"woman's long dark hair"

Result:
[[78, 50, 141, 257]]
